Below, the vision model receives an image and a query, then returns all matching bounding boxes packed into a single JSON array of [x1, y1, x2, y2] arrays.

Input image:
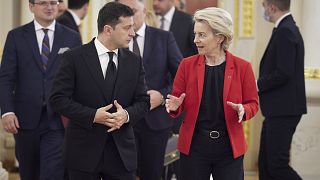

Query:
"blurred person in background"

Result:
[[57, 0, 89, 35], [57, 0, 66, 17], [258, 0, 306, 179], [153, 0, 197, 58]]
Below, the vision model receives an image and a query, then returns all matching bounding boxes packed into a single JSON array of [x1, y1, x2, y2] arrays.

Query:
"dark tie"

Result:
[[105, 52, 117, 102], [105, 52, 116, 82], [41, 28, 50, 70], [272, 27, 277, 34], [132, 35, 141, 57], [160, 16, 165, 30]]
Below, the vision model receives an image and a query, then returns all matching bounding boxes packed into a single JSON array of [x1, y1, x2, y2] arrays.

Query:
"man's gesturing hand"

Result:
[[94, 104, 115, 127], [107, 100, 128, 132]]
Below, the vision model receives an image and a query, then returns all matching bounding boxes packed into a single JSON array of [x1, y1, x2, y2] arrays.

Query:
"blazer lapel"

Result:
[[142, 26, 155, 63], [223, 51, 234, 103], [113, 49, 128, 98], [261, 16, 293, 74], [260, 27, 277, 68], [82, 40, 110, 100], [261, 16, 293, 68], [23, 22, 45, 73], [197, 55, 205, 104], [170, 9, 179, 32], [66, 11, 79, 32], [47, 23, 63, 72]]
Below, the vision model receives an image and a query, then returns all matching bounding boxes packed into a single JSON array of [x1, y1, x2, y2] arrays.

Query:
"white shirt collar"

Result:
[[68, 9, 81, 26], [275, 12, 291, 28], [163, 6, 175, 22], [136, 23, 146, 37], [34, 19, 56, 32], [94, 38, 118, 56]]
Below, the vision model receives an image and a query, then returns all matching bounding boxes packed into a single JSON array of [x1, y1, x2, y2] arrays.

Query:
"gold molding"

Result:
[[233, 0, 239, 47], [233, 0, 252, 145], [145, 0, 153, 11], [305, 68, 320, 79], [243, 121, 250, 147], [240, 0, 254, 37]]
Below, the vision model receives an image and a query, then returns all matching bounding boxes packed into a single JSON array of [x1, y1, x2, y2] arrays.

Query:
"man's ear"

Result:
[[270, 4, 278, 13], [103, 24, 113, 35], [29, 2, 34, 13], [83, 3, 89, 13]]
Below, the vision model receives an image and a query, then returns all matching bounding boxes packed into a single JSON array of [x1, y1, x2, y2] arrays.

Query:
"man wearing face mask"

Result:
[[257, 0, 306, 180]]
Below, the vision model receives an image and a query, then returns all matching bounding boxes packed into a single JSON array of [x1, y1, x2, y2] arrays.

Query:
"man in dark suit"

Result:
[[116, 0, 182, 179], [57, 0, 89, 34], [49, 2, 150, 180], [258, 0, 306, 179], [0, 0, 81, 179], [153, 1, 195, 179], [153, 0, 197, 58], [57, 0, 67, 17]]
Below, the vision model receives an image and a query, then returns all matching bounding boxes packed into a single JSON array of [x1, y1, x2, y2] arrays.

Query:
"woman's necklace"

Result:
[[205, 51, 226, 66]]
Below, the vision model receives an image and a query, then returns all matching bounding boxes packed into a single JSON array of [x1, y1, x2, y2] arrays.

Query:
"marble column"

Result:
[[0, 0, 15, 45], [291, 1, 320, 179], [80, 0, 112, 44], [20, 0, 33, 25]]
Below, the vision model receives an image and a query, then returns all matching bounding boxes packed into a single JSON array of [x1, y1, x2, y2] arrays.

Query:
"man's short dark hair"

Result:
[[29, 0, 62, 4], [266, 0, 290, 11], [97, 2, 134, 33], [68, 0, 89, 10]]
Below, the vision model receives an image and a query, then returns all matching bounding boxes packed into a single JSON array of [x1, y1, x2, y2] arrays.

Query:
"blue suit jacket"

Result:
[[258, 15, 307, 117], [142, 26, 183, 130], [0, 21, 82, 130]]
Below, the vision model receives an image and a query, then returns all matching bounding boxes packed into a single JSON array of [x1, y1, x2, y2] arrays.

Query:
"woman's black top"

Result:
[[195, 61, 227, 131]]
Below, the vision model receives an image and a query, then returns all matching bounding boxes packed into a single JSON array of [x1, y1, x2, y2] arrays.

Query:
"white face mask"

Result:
[[263, 9, 271, 22], [263, 5, 272, 22]]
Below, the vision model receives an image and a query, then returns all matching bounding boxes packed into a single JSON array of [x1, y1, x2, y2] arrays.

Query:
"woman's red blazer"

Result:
[[170, 51, 259, 158]]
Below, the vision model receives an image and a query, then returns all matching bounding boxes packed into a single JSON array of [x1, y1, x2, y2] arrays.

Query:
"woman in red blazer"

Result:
[[165, 7, 259, 180]]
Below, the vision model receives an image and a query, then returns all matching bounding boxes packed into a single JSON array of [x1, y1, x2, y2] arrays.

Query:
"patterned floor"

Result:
[[9, 173, 259, 180]]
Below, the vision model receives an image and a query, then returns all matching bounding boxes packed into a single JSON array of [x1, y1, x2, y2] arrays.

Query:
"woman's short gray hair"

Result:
[[194, 7, 233, 50]]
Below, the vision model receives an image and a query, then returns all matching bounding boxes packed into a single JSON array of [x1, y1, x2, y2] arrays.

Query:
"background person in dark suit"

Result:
[[57, 0, 89, 33], [57, 0, 67, 17], [116, 0, 182, 179], [258, 0, 306, 179], [153, 1, 197, 179], [49, 2, 150, 180], [153, 0, 197, 58], [166, 7, 259, 180], [0, 0, 82, 179]]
